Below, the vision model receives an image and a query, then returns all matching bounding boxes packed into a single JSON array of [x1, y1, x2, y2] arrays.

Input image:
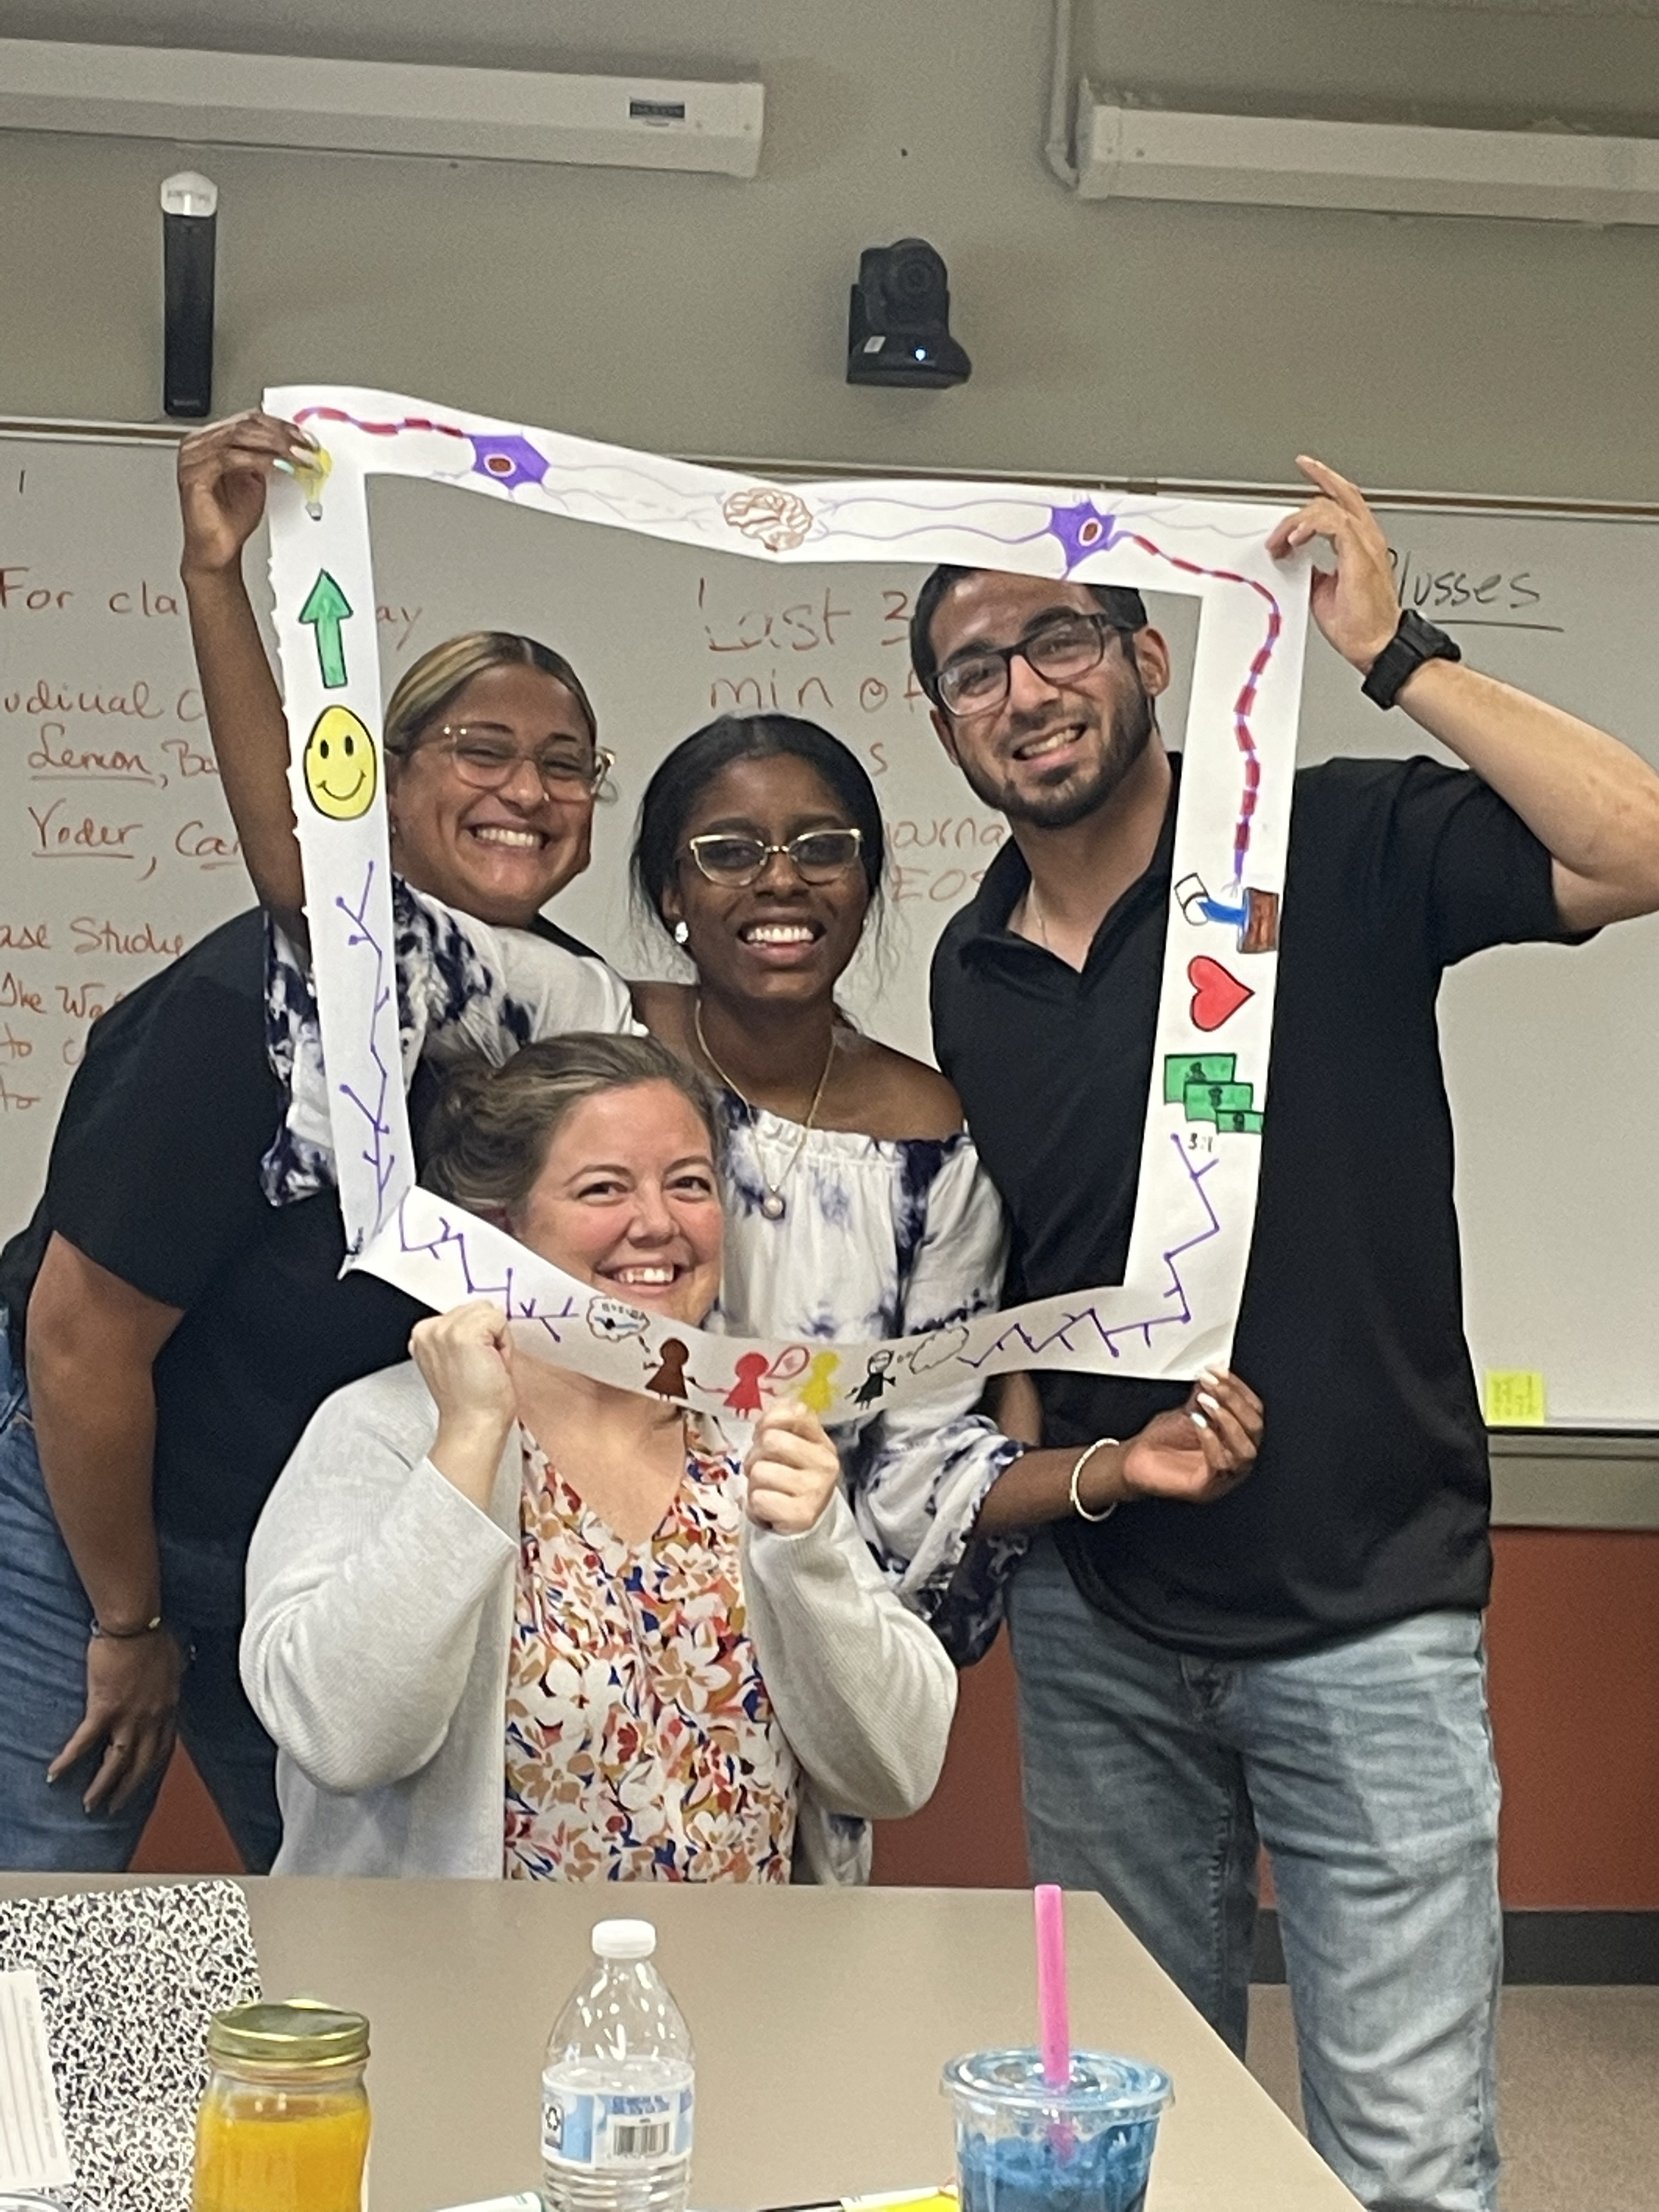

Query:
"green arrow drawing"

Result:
[[300, 571, 353, 690]]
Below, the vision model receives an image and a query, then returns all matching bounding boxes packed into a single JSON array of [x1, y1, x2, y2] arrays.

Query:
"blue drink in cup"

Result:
[[943, 2050, 1172, 2212]]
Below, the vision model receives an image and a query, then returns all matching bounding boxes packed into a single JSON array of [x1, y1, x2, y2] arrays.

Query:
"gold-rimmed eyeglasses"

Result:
[[685, 827, 865, 888], [415, 723, 614, 796]]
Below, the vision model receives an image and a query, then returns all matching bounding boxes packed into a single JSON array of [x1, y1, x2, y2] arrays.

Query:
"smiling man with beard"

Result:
[[914, 458, 1659, 2212]]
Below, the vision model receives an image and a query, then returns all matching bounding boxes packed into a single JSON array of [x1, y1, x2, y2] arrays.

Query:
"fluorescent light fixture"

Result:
[[1075, 89, 1659, 222], [0, 37, 764, 176]]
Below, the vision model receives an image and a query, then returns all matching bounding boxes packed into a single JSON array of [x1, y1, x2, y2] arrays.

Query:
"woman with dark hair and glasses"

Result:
[[623, 711, 1026, 1663]]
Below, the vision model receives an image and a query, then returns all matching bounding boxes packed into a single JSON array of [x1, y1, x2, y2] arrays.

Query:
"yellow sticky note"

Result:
[[1483, 1370, 1547, 1426]]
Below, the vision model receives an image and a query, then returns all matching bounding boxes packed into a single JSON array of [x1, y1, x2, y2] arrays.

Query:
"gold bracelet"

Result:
[[1069, 1438, 1122, 1523]]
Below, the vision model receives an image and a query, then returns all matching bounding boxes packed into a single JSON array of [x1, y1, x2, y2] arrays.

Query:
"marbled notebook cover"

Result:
[[0, 1880, 261, 2212]]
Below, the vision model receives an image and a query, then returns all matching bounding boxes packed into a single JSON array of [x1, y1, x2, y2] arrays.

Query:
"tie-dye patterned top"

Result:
[[503, 1424, 797, 1882], [712, 1092, 1024, 1668]]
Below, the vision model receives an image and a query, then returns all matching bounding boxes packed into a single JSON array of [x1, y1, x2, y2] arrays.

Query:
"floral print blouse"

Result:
[[503, 1425, 798, 1882]]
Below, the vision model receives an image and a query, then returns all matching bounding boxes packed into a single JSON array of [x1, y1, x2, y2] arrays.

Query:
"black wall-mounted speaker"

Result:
[[161, 172, 218, 420]]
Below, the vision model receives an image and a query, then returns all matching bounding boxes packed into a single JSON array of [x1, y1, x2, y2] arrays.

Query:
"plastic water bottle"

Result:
[[541, 1919, 695, 2212]]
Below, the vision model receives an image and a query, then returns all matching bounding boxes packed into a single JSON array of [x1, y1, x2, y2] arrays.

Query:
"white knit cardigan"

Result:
[[241, 1363, 957, 1881]]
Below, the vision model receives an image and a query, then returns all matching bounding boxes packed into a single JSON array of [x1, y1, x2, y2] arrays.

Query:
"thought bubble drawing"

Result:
[[586, 1297, 650, 1343], [905, 1322, 972, 1374]]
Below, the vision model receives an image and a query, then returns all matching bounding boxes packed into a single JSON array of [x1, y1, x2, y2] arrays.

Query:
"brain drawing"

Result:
[[721, 486, 814, 552]]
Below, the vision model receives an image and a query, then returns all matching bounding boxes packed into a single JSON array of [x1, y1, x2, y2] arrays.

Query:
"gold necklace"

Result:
[[693, 998, 837, 1222], [1024, 879, 1054, 950]]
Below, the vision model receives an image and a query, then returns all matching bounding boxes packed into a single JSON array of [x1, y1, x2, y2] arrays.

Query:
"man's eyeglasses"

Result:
[[935, 610, 1132, 718], [420, 724, 614, 796], [685, 827, 865, 888]]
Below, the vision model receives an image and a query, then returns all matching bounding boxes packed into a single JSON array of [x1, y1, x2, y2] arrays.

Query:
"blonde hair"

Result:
[[383, 631, 599, 768], [422, 1032, 723, 1221]]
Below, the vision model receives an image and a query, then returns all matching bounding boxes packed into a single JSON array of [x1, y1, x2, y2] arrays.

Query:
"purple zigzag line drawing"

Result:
[[335, 859, 399, 1227], [955, 1136, 1224, 1370], [394, 1197, 578, 1338]]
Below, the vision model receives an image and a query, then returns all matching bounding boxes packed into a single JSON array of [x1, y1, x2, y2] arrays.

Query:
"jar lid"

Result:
[[207, 1999, 369, 2066]]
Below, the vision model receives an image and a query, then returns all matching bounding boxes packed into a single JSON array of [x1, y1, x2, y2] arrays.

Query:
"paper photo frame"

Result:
[[266, 386, 1310, 1422]]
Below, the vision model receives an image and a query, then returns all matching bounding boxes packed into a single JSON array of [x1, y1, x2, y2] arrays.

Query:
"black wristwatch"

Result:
[[1361, 608, 1463, 709]]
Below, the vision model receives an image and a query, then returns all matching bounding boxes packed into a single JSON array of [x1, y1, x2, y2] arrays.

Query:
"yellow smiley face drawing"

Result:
[[302, 706, 379, 821]]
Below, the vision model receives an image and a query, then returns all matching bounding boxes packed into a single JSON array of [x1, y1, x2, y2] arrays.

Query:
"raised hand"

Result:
[[411, 1301, 520, 1505], [177, 409, 318, 579], [744, 1396, 841, 1535], [1266, 455, 1401, 672], [1119, 1367, 1264, 1506]]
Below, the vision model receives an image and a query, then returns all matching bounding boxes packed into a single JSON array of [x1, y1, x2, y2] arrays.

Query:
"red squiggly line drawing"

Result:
[[294, 407, 470, 440], [1119, 532, 1279, 883]]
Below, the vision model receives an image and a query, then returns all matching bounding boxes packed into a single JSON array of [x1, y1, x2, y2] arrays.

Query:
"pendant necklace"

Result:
[[693, 998, 837, 1222]]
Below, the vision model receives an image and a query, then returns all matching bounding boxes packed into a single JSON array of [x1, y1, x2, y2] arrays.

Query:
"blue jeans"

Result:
[[1008, 1531, 1501, 2212], [0, 1330, 280, 1873]]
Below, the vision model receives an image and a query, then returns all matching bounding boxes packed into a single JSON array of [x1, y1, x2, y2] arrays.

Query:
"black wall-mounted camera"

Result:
[[847, 238, 971, 389]]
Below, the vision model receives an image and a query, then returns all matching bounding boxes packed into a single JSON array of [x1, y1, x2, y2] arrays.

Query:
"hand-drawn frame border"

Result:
[[266, 385, 1310, 1424]]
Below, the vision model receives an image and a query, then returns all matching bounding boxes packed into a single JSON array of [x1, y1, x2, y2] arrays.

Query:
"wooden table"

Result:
[[0, 1877, 1358, 2212]]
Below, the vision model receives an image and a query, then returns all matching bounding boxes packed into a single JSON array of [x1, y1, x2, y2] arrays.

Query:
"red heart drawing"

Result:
[[1189, 956, 1254, 1032]]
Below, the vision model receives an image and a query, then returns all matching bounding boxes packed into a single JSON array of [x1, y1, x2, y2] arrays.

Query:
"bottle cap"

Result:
[[591, 1918, 657, 1960], [207, 1998, 369, 2067]]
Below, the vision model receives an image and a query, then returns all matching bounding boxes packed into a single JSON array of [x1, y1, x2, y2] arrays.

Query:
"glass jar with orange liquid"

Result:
[[192, 1999, 371, 2212]]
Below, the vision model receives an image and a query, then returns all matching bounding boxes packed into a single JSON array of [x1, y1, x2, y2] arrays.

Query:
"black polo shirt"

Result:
[[0, 903, 594, 1556], [932, 753, 1579, 1658]]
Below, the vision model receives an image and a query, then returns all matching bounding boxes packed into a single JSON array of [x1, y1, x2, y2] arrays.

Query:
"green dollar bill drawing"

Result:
[[1215, 1108, 1266, 1135], [1164, 1052, 1237, 1104], [1183, 1081, 1256, 1124]]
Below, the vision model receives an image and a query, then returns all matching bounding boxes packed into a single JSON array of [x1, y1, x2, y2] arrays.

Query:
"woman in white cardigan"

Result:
[[240, 1031, 955, 1882]]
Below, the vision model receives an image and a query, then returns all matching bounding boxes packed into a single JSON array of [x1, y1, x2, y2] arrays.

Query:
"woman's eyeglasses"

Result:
[[420, 723, 614, 795], [935, 610, 1130, 717], [685, 827, 865, 888]]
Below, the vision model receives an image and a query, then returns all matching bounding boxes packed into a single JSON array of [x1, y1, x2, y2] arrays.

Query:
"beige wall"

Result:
[[4, 0, 1659, 499]]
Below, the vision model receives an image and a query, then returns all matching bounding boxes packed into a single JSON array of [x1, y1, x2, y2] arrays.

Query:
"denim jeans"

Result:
[[0, 1328, 280, 1873], [1008, 1530, 1501, 2212]]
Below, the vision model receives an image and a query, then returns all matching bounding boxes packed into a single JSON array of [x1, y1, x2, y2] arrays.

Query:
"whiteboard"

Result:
[[2, 427, 1655, 1429]]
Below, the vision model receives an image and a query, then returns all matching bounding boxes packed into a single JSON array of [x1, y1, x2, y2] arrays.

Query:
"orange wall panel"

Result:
[[132, 1530, 1659, 1909], [1486, 1527, 1659, 1910]]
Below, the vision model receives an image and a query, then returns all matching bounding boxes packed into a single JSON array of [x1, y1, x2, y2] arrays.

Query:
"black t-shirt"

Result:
[[931, 754, 1579, 1658], [0, 904, 595, 1553]]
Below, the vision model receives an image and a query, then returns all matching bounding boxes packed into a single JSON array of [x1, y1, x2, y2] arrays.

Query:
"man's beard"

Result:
[[955, 675, 1156, 830]]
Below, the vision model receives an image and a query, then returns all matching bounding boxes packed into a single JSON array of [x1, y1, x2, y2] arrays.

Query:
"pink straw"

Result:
[[1034, 1883, 1071, 2089]]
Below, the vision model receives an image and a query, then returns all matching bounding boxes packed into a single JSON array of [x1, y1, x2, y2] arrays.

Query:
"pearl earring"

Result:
[[673, 920, 690, 947]]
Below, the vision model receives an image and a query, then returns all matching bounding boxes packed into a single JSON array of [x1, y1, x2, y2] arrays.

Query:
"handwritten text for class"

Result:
[[697, 575, 932, 723]]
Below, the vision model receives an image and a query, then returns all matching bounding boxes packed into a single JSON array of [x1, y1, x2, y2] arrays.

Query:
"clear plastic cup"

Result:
[[943, 2049, 1173, 2212]]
